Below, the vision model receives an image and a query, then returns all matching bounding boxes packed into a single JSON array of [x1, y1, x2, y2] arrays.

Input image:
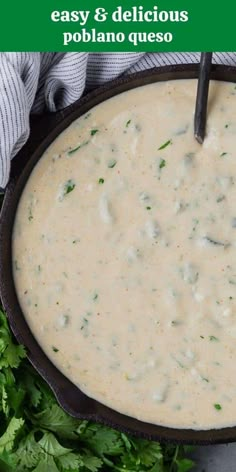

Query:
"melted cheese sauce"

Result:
[[12, 80, 236, 429]]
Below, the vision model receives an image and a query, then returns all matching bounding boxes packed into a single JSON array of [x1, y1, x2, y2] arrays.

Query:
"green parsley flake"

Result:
[[90, 129, 99, 136], [98, 178, 104, 184], [158, 139, 172, 150], [214, 403, 222, 411], [52, 346, 59, 353], [126, 119, 131, 127], [63, 180, 76, 196], [68, 140, 89, 155], [159, 159, 166, 169]]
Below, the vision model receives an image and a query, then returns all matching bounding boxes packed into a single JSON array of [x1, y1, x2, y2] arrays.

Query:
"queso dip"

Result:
[[12, 79, 236, 429]]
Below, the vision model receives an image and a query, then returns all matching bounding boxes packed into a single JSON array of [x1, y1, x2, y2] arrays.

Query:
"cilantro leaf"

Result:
[[0, 417, 24, 453], [158, 139, 172, 150], [176, 458, 195, 472], [81, 423, 123, 456], [82, 456, 103, 472], [63, 180, 75, 196], [31, 403, 79, 440], [32, 455, 60, 472], [90, 129, 99, 136], [159, 159, 166, 169], [0, 311, 26, 369], [16, 432, 42, 469], [67, 140, 89, 155], [0, 448, 17, 471]]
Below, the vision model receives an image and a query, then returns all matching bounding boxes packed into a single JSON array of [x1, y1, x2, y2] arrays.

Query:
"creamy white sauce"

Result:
[[12, 80, 236, 429]]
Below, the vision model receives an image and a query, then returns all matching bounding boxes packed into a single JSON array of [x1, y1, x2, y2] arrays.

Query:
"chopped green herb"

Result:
[[220, 152, 228, 157], [146, 206, 152, 210], [108, 159, 117, 168], [98, 178, 104, 184], [202, 377, 209, 383], [216, 194, 225, 203], [68, 140, 89, 155], [200, 335, 204, 339], [158, 139, 172, 150], [62, 179, 76, 197], [90, 129, 99, 136], [225, 124, 229, 128], [214, 403, 222, 411], [209, 335, 219, 342], [126, 119, 131, 127], [159, 159, 166, 169], [92, 293, 98, 301], [52, 346, 59, 353]]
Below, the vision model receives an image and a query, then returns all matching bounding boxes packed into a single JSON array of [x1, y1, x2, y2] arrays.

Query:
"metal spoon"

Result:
[[194, 52, 213, 144]]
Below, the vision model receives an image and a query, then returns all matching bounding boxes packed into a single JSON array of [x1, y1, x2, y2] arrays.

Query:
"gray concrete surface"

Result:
[[192, 444, 236, 471]]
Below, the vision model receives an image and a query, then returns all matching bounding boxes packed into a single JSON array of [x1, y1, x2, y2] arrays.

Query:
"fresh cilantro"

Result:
[[98, 178, 104, 184], [63, 180, 75, 196], [0, 417, 24, 453], [214, 403, 222, 411], [90, 129, 99, 136], [0, 310, 26, 369], [52, 346, 59, 353], [68, 140, 89, 155], [58, 180, 76, 201], [159, 159, 166, 169], [158, 139, 172, 150]]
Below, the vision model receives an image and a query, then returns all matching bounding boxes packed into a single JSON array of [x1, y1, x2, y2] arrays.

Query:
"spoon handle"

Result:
[[194, 52, 213, 144]]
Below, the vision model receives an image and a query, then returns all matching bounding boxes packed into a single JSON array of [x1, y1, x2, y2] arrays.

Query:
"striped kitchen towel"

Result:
[[0, 51, 236, 188]]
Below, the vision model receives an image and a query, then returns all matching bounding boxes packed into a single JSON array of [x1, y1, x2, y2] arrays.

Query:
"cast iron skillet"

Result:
[[1, 64, 236, 445]]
